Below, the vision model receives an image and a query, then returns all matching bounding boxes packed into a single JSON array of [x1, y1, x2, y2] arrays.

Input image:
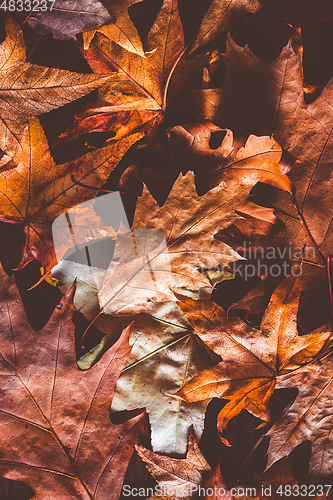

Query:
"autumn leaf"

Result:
[[93, 133, 291, 317], [190, 0, 333, 55], [192, 33, 333, 328], [0, 17, 110, 167], [160, 122, 292, 192], [0, 266, 145, 499], [254, 457, 299, 500], [0, 117, 143, 272], [201, 462, 232, 500], [54, 0, 205, 147], [135, 430, 211, 499], [174, 274, 332, 440], [189, 0, 261, 55], [265, 354, 333, 479], [111, 302, 220, 455], [25, 0, 112, 41], [82, 0, 145, 57]]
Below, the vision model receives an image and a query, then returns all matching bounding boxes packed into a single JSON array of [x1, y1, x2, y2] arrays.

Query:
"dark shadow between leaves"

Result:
[[14, 260, 62, 331], [0, 478, 34, 500]]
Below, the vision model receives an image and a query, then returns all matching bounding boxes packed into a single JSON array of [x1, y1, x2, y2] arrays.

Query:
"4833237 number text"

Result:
[[0, 0, 55, 11], [276, 485, 332, 496]]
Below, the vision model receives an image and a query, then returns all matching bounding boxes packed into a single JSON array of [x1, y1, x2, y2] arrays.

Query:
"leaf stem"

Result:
[[272, 206, 299, 222], [21, 10, 34, 25], [294, 197, 325, 264], [162, 45, 188, 112], [327, 255, 333, 321], [71, 174, 116, 194], [121, 333, 191, 373]]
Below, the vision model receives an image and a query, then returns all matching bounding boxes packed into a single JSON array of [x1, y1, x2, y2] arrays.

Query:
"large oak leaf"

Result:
[[97, 133, 290, 316], [0, 267, 145, 499], [174, 274, 331, 439], [193, 35, 333, 329], [190, 0, 333, 55], [0, 17, 110, 167], [111, 303, 220, 455], [0, 117, 143, 272]]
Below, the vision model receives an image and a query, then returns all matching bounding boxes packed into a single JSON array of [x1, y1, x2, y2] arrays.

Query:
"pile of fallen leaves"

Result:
[[1, 1, 333, 499]]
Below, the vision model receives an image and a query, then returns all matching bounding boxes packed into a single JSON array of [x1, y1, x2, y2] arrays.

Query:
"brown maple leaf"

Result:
[[192, 34, 333, 330], [0, 17, 110, 167], [201, 461, 232, 500], [25, 0, 112, 41], [53, 0, 208, 148], [173, 274, 332, 441], [157, 122, 292, 192], [0, 117, 143, 272], [189, 0, 261, 55], [82, 0, 145, 57], [265, 354, 333, 479], [94, 133, 290, 316], [0, 266, 145, 499], [110, 303, 219, 455], [135, 431, 211, 499], [190, 0, 333, 55]]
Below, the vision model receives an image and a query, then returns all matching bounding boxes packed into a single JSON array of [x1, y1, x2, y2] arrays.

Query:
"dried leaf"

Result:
[[136, 431, 211, 499], [0, 17, 110, 166], [0, 117, 143, 271], [95, 133, 290, 316], [112, 302, 220, 455], [190, 0, 261, 55], [193, 34, 333, 328], [83, 0, 145, 56], [190, 0, 333, 55], [227, 276, 280, 318], [0, 266, 145, 498], [174, 275, 331, 439], [26, 0, 112, 41], [163, 123, 292, 192], [266, 354, 333, 479], [55, 0, 201, 146]]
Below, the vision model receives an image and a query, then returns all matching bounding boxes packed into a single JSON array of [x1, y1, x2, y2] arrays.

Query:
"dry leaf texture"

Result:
[[83, 0, 145, 56], [26, 0, 112, 41], [135, 431, 211, 499], [0, 17, 110, 166], [266, 354, 333, 479], [0, 267, 145, 499], [112, 302, 220, 455], [0, 118, 143, 271], [175, 274, 331, 437]]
